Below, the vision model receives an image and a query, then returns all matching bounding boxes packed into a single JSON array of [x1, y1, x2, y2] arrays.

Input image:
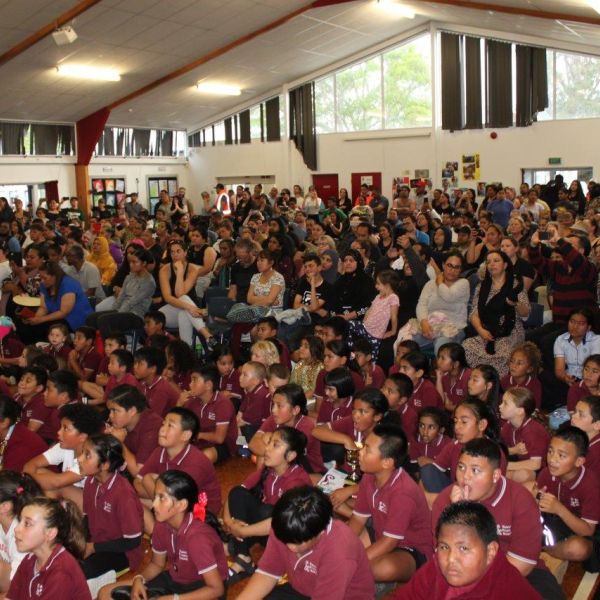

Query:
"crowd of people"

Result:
[[0, 173, 599, 599]]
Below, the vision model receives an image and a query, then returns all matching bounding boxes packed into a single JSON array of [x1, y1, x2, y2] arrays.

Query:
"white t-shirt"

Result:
[[0, 518, 26, 578], [43, 444, 84, 488]]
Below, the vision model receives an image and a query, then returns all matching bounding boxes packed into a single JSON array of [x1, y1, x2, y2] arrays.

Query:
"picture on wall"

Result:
[[414, 169, 429, 178], [462, 154, 480, 180], [477, 182, 487, 196], [115, 179, 125, 192], [168, 180, 178, 196], [92, 179, 104, 192], [105, 179, 115, 192], [149, 180, 159, 198]]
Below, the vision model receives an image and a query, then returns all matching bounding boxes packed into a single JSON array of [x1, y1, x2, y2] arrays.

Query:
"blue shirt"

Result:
[[41, 275, 92, 331], [554, 331, 600, 379], [487, 199, 514, 229]]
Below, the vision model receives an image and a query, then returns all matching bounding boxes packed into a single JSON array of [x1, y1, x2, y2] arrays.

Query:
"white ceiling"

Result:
[[0, 0, 599, 131]]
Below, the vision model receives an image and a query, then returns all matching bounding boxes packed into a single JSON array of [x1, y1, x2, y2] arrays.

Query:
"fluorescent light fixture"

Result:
[[376, 0, 415, 18], [196, 82, 241, 96], [588, 0, 600, 14], [56, 64, 120, 82]]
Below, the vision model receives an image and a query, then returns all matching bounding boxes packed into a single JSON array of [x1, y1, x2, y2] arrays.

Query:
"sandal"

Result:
[[227, 555, 256, 584]]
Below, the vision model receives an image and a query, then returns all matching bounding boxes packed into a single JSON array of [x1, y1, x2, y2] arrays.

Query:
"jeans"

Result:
[[412, 330, 465, 355], [159, 295, 206, 346]]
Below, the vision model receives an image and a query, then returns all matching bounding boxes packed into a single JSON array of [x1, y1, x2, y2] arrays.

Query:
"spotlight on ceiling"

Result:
[[376, 0, 415, 18], [196, 82, 242, 96], [52, 26, 78, 46], [56, 64, 121, 82]]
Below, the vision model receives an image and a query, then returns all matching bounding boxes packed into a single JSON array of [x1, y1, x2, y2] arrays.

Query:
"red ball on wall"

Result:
[[490, 131, 498, 139]]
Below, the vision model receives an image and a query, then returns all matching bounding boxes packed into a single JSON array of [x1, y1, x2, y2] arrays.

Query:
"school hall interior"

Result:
[[2, 0, 600, 599]]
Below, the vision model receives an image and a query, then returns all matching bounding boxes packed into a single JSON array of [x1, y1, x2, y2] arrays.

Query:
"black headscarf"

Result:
[[333, 249, 376, 315]]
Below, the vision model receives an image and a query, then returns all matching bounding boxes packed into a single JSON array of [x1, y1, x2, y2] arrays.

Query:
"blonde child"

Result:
[[250, 340, 280, 368]]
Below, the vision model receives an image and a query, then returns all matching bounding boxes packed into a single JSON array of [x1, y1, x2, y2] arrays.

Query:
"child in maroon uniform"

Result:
[[500, 388, 549, 483], [389, 339, 420, 376], [133, 347, 179, 417], [164, 339, 194, 393], [399, 351, 442, 411], [14, 367, 50, 435], [316, 367, 355, 425], [382, 373, 417, 442], [237, 360, 270, 442], [215, 345, 242, 409], [353, 337, 386, 389], [501, 343, 543, 410], [349, 424, 432, 584], [567, 354, 600, 412], [78, 434, 143, 579], [93, 332, 126, 388], [224, 427, 312, 583], [435, 342, 471, 411], [571, 396, 600, 472], [409, 407, 451, 467], [40, 369, 79, 444], [394, 502, 542, 600], [238, 486, 374, 600], [44, 322, 72, 362], [67, 326, 102, 383], [7, 497, 91, 600], [467, 364, 501, 417], [180, 364, 236, 464]]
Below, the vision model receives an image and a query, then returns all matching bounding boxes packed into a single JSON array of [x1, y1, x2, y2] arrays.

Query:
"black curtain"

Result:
[[441, 33, 463, 131], [516, 45, 548, 127], [486, 39, 513, 128], [239, 110, 251, 144], [57, 125, 74, 155], [116, 128, 126, 155], [289, 83, 317, 171], [0, 122, 26, 154], [161, 130, 174, 155], [265, 97, 280, 141], [211, 124, 215, 146], [132, 128, 151, 155], [31, 124, 58, 155], [465, 36, 482, 129], [260, 103, 265, 142], [224, 118, 233, 145], [202, 129, 206, 147], [103, 128, 115, 156]]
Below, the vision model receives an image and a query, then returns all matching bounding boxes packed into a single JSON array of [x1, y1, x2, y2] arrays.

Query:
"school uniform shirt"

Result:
[[432, 439, 508, 481], [260, 415, 325, 474], [586, 436, 600, 472], [537, 465, 600, 526], [6, 544, 92, 600], [409, 433, 451, 463], [409, 378, 443, 411], [0, 337, 24, 362], [151, 513, 228, 585], [432, 476, 543, 569], [0, 517, 26, 578], [78, 347, 103, 380], [501, 418, 549, 463], [15, 393, 51, 431], [316, 396, 353, 425], [219, 368, 242, 400], [42, 443, 84, 488], [3, 424, 47, 472], [140, 376, 179, 417], [83, 472, 144, 569], [353, 468, 432, 558], [239, 383, 271, 426], [500, 374, 542, 410], [567, 380, 592, 412], [393, 549, 542, 600], [0, 378, 10, 397], [441, 368, 472, 408], [103, 372, 141, 402], [398, 402, 418, 442], [242, 464, 312, 505], [45, 343, 72, 361], [96, 354, 109, 376], [124, 409, 162, 464], [362, 364, 385, 389], [186, 392, 237, 456], [257, 519, 375, 600], [139, 444, 221, 514], [313, 368, 364, 401]]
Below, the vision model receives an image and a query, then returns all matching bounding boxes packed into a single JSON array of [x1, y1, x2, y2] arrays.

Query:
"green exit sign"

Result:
[[548, 157, 562, 165]]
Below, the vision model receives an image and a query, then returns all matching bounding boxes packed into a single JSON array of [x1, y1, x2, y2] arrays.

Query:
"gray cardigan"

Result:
[[113, 272, 156, 318]]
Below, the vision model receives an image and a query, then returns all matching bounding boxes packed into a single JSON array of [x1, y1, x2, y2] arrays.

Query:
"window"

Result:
[[315, 77, 335, 133], [521, 167, 593, 187], [250, 105, 262, 139], [95, 127, 185, 157]]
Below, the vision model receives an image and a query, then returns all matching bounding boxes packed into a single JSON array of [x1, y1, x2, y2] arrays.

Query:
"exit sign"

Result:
[[548, 157, 562, 165]]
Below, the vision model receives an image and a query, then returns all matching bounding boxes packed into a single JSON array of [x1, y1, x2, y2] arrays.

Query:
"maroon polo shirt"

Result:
[[16, 393, 52, 430], [124, 409, 162, 465], [3, 423, 47, 472], [1, 336, 24, 360], [83, 472, 143, 569], [259, 414, 324, 474], [567, 380, 591, 412], [45, 343, 72, 361], [239, 383, 271, 426], [7, 544, 91, 600], [501, 418, 549, 462], [409, 433, 451, 462], [398, 402, 418, 442], [537, 465, 600, 525], [432, 439, 508, 481], [316, 396, 353, 425], [79, 347, 103, 380], [103, 372, 141, 402], [186, 392, 237, 455], [141, 376, 179, 417], [139, 444, 221, 514], [353, 468, 432, 558], [0, 379, 10, 398], [242, 464, 312, 505], [314, 369, 364, 400], [362, 364, 385, 389], [501, 374, 542, 410], [257, 519, 375, 600], [152, 513, 228, 585], [432, 476, 543, 569], [586, 436, 600, 472], [409, 378, 442, 411], [441, 368, 472, 408], [173, 371, 191, 392], [219, 368, 242, 400], [96, 354, 109, 376]]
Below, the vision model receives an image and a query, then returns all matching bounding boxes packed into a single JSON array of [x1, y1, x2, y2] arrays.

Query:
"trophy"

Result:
[[346, 443, 363, 483]]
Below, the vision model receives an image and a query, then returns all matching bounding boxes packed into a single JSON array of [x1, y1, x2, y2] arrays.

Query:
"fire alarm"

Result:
[[490, 131, 498, 139]]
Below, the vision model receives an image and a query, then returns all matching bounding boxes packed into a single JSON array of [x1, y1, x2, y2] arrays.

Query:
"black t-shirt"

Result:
[[231, 260, 259, 302], [295, 277, 334, 322]]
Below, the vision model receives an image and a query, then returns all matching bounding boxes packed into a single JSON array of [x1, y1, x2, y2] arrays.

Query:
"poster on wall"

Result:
[[92, 179, 104, 192], [105, 179, 115, 192], [414, 169, 429, 179], [360, 175, 373, 187], [477, 182, 487, 196], [462, 154, 480, 180], [149, 180, 159, 198], [115, 179, 126, 192]]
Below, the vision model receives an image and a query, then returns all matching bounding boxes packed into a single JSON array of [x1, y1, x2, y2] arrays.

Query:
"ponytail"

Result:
[[0, 471, 41, 517]]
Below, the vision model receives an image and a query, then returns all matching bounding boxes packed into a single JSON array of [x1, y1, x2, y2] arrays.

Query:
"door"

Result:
[[351, 172, 382, 203], [312, 174, 339, 203]]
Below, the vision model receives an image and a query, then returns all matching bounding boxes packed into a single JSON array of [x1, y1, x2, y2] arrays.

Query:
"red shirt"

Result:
[[409, 433, 451, 462], [432, 439, 508, 481], [104, 372, 141, 402], [124, 409, 162, 464], [83, 472, 143, 569], [0, 379, 10, 397], [186, 392, 237, 455], [567, 380, 593, 412], [152, 513, 228, 585], [432, 476, 543, 568], [441, 368, 471, 408], [353, 468, 432, 558], [398, 402, 418, 442], [409, 378, 442, 411], [362, 364, 385, 389], [7, 544, 91, 600], [45, 343, 72, 361], [0, 336, 24, 359], [501, 418, 549, 461], [587, 436, 600, 472], [257, 519, 375, 600], [139, 444, 221, 514], [141, 376, 179, 417], [79, 347, 103, 380], [314, 369, 364, 400], [260, 415, 325, 473], [219, 368, 242, 400], [316, 396, 353, 425], [239, 383, 271, 426], [96, 354, 109, 376], [3, 423, 47, 472], [501, 374, 542, 410], [537, 465, 600, 525], [242, 464, 312, 505], [16, 393, 52, 430]]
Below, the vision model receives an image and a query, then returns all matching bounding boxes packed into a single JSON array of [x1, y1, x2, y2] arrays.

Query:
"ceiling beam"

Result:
[[0, 0, 104, 68], [107, 0, 355, 111], [419, 0, 600, 27]]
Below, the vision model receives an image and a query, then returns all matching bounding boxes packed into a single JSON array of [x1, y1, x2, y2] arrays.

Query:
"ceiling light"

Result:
[[588, 0, 600, 14], [51, 26, 78, 46], [196, 82, 241, 96], [56, 64, 120, 81], [376, 0, 415, 18]]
